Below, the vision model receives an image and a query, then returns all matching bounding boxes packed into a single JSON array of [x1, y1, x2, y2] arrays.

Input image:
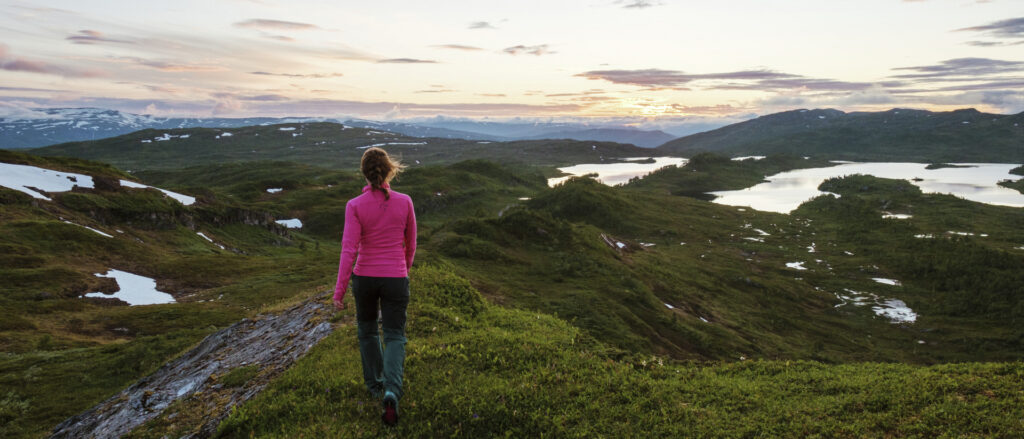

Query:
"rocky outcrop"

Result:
[[50, 292, 336, 439]]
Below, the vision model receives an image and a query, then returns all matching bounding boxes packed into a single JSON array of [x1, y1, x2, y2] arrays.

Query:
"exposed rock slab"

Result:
[[50, 292, 335, 439]]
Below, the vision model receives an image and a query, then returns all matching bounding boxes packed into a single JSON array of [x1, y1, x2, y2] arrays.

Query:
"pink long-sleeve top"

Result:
[[334, 184, 417, 301]]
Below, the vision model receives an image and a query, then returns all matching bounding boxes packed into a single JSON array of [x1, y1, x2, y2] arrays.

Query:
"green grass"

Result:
[[29, 124, 651, 171], [211, 265, 1024, 438], [658, 108, 1024, 162], [4, 149, 1024, 437], [219, 364, 261, 388]]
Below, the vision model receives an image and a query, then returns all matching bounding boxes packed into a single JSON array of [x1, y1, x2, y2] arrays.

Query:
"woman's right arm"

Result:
[[404, 196, 417, 271], [335, 201, 361, 303]]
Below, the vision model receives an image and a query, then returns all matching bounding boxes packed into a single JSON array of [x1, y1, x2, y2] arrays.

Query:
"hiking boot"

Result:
[[381, 391, 399, 426]]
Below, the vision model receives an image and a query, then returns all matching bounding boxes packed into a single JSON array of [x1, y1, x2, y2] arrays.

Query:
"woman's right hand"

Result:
[[333, 296, 346, 310]]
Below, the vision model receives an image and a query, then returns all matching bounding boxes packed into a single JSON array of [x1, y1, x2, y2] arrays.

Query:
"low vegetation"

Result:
[[2, 144, 1023, 437]]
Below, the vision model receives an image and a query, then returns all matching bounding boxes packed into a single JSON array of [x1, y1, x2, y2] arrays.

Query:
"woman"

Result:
[[334, 147, 416, 426]]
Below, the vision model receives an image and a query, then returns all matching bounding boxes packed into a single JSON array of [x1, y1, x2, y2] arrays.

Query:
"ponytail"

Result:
[[360, 147, 404, 199]]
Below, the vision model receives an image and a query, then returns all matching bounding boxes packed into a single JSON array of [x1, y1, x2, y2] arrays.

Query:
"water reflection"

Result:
[[711, 162, 1024, 213], [547, 157, 687, 187]]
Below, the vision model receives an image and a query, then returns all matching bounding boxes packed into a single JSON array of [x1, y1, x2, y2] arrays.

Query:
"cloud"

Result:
[[955, 17, 1024, 38], [476, 93, 506, 97], [66, 30, 133, 45], [112, 56, 227, 72], [263, 34, 295, 42], [711, 78, 882, 92], [890, 57, 1024, 79], [575, 68, 798, 88], [141, 84, 181, 93], [621, 1, 658, 9], [0, 44, 103, 78], [964, 40, 1024, 47], [468, 21, 496, 29], [249, 71, 344, 78], [233, 19, 320, 31], [4, 95, 589, 118], [0, 86, 70, 93], [432, 44, 483, 51], [377, 58, 438, 64], [415, 88, 456, 93], [0, 101, 68, 120], [502, 44, 553, 56]]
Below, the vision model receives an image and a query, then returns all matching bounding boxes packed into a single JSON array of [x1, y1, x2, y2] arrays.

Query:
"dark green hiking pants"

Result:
[[352, 274, 409, 399]]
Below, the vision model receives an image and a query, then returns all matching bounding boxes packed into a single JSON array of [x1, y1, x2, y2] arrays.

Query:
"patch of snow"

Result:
[[616, 242, 626, 249], [387, 142, 427, 146], [786, 262, 807, 270], [743, 237, 764, 242], [914, 234, 934, 239], [266, 188, 283, 193], [873, 299, 917, 323], [279, 127, 297, 131], [197, 232, 225, 250], [119, 180, 195, 205], [947, 231, 975, 236], [872, 278, 901, 286], [178, 134, 190, 139], [640, 242, 655, 247], [807, 243, 816, 253], [357, 143, 387, 149], [753, 228, 770, 236], [275, 218, 303, 229], [155, 133, 172, 141], [731, 156, 766, 161], [882, 212, 912, 219], [62, 220, 113, 238], [0, 162, 95, 200], [663, 303, 674, 309], [140, 139, 152, 143], [84, 270, 175, 306], [843, 250, 854, 255], [477, 141, 492, 144], [699, 317, 709, 323], [221, 132, 233, 137]]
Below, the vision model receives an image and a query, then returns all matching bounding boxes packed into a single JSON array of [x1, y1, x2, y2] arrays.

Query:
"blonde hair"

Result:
[[360, 147, 404, 200]]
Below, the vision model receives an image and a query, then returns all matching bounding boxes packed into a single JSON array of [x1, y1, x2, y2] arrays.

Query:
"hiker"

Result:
[[333, 147, 417, 426]]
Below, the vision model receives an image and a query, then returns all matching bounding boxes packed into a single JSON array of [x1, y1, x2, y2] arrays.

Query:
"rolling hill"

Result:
[[657, 108, 1024, 162]]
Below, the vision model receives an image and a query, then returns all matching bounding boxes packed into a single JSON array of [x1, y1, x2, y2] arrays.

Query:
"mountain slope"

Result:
[[657, 108, 1024, 162], [0, 108, 327, 149], [29, 122, 652, 170]]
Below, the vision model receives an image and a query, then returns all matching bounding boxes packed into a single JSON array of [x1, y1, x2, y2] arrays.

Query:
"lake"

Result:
[[710, 162, 1024, 213], [547, 157, 688, 187]]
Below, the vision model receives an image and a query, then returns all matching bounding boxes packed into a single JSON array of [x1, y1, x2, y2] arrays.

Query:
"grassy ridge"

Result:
[[4, 149, 1024, 437], [657, 108, 1024, 162], [30, 123, 651, 171], [209, 265, 1024, 438]]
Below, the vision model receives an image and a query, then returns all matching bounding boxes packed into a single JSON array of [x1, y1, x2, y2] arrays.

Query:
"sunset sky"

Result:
[[1, 0, 1022, 123]]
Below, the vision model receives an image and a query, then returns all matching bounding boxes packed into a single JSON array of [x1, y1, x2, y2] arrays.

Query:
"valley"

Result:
[[1, 114, 1022, 437]]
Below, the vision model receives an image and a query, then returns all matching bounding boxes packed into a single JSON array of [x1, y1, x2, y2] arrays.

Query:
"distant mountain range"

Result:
[[6, 107, 1023, 161], [657, 108, 1024, 162], [0, 108, 330, 149], [0, 108, 678, 149]]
